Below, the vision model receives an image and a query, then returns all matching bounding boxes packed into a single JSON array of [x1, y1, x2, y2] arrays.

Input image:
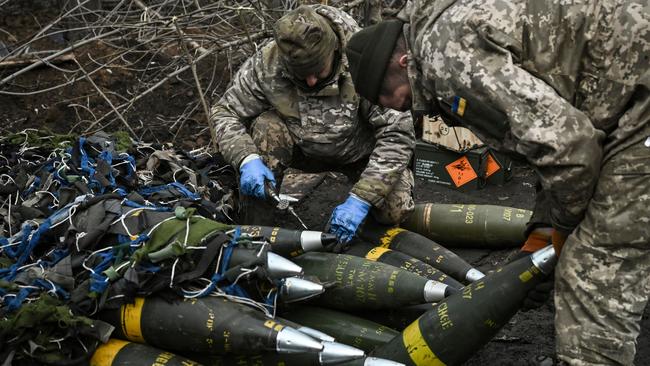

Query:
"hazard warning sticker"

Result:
[[445, 156, 478, 187], [485, 153, 502, 178]]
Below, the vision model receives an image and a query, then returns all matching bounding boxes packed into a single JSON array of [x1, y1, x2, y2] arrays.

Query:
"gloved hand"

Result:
[[551, 230, 568, 255], [513, 227, 556, 311], [328, 194, 371, 244], [239, 155, 276, 200], [520, 227, 553, 253]]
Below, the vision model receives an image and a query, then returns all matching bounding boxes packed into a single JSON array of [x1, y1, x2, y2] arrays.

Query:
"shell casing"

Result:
[[359, 225, 480, 284], [281, 305, 399, 353], [99, 296, 286, 355], [371, 248, 556, 366], [349, 303, 436, 331], [293, 253, 448, 310], [239, 226, 334, 257], [345, 241, 463, 289], [189, 341, 364, 366], [187, 353, 319, 366], [340, 357, 407, 366], [280, 276, 326, 303], [401, 203, 532, 248], [276, 317, 337, 342], [228, 247, 304, 279], [90, 339, 202, 366]]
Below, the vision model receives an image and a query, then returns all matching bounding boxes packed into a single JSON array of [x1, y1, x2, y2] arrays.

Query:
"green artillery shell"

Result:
[[281, 305, 399, 353], [90, 339, 202, 366], [240, 226, 337, 257], [194, 355, 403, 366], [293, 253, 454, 310], [99, 296, 322, 355], [276, 316, 336, 342], [359, 226, 484, 284], [372, 246, 557, 366], [229, 247, 304, 279], [401, 203, 532, 248], [350, 303, 437, 331], [192, 341, 365, 366], [345, 242, 463, 290]]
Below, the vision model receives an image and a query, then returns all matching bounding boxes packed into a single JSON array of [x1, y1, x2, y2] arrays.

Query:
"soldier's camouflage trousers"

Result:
[[250, 110, 414, 225], [555, 135, 650, 365]]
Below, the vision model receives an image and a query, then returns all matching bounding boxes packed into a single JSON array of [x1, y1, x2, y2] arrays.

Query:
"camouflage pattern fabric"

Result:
[[400, 0, 650, 365], [555, 137, 650, 365], [251, 110, 414, 225], [211, 5, 415, 210], [399, 0, 649, 363], [347, 0, 383, 27]]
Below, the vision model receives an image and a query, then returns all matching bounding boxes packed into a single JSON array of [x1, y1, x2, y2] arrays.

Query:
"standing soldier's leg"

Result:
[[555, 2, 650, 363], [371, 168, 414, 225], [240, 111, 295, 225], [555, 136, 650, 365]]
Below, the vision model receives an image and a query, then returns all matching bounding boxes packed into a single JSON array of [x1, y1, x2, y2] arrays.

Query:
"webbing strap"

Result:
[[171, 232, 229, 285]]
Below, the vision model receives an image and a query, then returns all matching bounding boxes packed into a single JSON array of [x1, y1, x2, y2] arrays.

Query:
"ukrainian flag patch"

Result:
[[451, 96, 467, 117]]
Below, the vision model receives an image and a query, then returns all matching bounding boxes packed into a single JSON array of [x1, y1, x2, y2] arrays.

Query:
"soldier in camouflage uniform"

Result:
[[344, 0, 649, 365], [211, 5, 415, 243]]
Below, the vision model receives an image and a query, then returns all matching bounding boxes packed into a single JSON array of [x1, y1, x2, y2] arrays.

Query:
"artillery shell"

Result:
[[281, 305, 399, 352], [349, 303, 437, 331], [99, 296, 322, 355], [229, 247, 304, 279], [192, 340, 365, 366], [345, 241, 463, 289], [402, 203, 532, 248], [293, 253, 455, 310], [239, 226, 336, 257], [372, 246, 557, 365], [90, 339, 202, 366], [359, 226, 484, 284]]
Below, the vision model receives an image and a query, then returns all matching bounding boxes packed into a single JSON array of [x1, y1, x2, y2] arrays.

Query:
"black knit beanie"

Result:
[[345, 19, 404, 104]]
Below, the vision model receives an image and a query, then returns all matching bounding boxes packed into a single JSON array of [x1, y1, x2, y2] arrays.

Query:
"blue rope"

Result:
[[138, 182, 200, 201], [21, 176, 40, 198], [33, 278, 70, 299], [188, 227, 251, 298], [0, 225, 31, 259], [0, 220, 51, 282], [116, 153, 136, 179], [88, 251, 114, 294], [122, 199, 172, 211], [4, 286, 37, 312]]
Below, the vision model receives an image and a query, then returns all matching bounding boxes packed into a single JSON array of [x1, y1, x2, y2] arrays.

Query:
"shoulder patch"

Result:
[[451, 96, 467, 117]]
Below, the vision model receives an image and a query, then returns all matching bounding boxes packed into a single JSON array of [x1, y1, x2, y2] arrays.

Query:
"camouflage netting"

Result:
[[0, 130, 265, 364]]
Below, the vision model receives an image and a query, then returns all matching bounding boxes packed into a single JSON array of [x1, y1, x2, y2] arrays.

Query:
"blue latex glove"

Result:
[[328, 195, 371, 244], [240, 157, 276, 199]]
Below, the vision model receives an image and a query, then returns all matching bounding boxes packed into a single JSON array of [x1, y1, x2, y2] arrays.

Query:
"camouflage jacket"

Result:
[[399, 0, 649, 233], [211, 5, 415, 207]]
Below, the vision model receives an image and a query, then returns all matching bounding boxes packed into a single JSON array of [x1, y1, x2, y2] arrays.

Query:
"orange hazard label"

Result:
[[485, 153, 501, 177], [445, 156, 477, 187]]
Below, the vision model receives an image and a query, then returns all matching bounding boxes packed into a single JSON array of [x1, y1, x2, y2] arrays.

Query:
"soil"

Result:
[[1, 3, 648, 365]]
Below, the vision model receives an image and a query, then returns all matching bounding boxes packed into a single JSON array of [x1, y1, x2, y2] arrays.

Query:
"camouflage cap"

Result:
[[274, 6, 338, 78]]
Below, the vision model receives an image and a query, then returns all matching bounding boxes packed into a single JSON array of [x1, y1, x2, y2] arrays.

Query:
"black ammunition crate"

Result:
[[413, 141, 512, 190]]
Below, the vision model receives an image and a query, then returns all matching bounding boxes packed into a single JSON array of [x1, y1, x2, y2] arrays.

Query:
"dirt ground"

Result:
[[1, 2, 649, 365]]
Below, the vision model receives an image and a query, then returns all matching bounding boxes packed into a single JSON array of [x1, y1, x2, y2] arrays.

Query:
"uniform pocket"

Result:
[[611, 138, 650, 175]]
